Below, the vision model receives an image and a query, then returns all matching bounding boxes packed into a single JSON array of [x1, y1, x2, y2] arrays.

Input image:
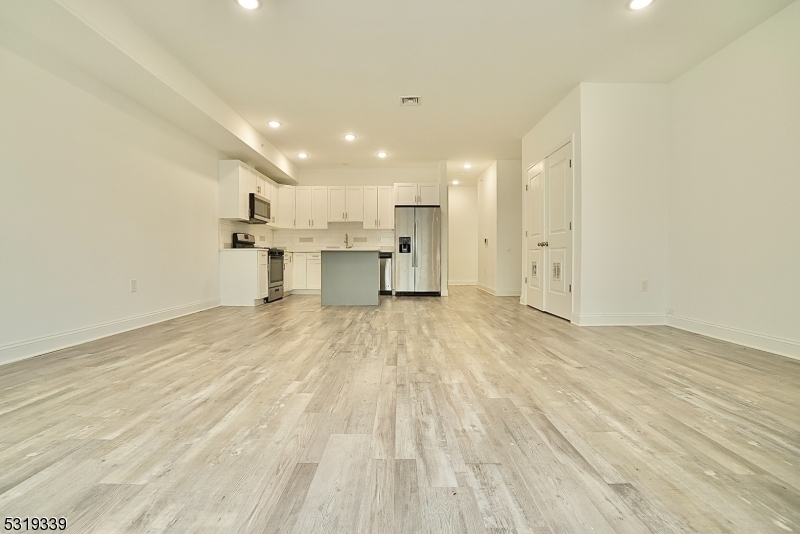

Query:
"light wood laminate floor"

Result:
[[1, 287, 799, 533]]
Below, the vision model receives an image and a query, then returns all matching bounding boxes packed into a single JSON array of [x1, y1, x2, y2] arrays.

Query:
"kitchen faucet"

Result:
[[345, 233, 353, 248]]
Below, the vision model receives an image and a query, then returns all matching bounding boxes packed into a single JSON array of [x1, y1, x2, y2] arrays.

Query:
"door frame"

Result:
[[521, 136, 577, 322]]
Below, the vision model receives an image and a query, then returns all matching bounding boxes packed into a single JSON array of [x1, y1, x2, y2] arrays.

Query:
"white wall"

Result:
[[667, 2, 800, 358], [521, 86, 582, 310], [447, 186, 478, 285], [0, 46, 222, 365], [296, 167, 440, 186], [477, 163, 498, 292], [476, 161, 522, 296], [496, 160, 522, 295], [579, 83, 670, 324]]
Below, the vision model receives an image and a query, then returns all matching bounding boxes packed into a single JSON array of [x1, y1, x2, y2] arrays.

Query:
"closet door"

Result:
[[543, 143, 573, 320], [526, 161, 545, 310]]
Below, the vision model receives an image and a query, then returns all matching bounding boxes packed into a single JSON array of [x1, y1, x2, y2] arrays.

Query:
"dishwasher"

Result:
[[379, 252, 393, 295]]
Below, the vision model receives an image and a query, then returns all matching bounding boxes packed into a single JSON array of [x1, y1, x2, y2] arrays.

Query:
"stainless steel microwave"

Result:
[[248, 193, 270, 224]]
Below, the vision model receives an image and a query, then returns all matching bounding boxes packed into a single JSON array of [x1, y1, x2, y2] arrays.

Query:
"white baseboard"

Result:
[[291, 289, 321, 295], [667, 315, 800, 361], [448, 280, 477, 286], [573, 313, 667, 326], [0, 299, 220, 367], [477, 284, 521, 297]]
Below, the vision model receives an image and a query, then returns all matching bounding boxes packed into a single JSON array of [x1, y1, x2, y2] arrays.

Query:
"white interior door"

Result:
[[526, 162, 544, 310], [543, 143, 573, 320]]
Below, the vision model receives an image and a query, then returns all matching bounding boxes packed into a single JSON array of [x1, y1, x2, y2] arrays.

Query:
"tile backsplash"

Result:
[[218, 220, 393, 250], [218, 219, 273, 249], [272, 223, 394, 251]]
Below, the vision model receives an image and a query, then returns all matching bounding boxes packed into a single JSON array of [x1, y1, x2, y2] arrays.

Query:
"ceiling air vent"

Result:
[[399, 96, 421, 106]]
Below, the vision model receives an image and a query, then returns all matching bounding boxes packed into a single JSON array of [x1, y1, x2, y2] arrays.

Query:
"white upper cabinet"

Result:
[[219, 160, 258, 221], [364, 186, 394, 229], [311, 187, 328, 229], [328, 186, 346, 222], [277, 185, 295, 228], [256, 176, 267, 198], [393, 183, 439, 206], [345, 186, 364, 222], [418, 183, 440, 206], [329, 186, 364, 222], [377, 186, 394, 229], [394, 183, 418, 205], [269, 181, 278, 206], [297, 186, 328, 228], [363, 186, 378, 229], [295, 186, 313, 229]]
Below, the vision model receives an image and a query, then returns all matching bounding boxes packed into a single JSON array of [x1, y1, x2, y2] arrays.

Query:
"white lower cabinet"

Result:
[[307, 254, 321, 290], [284, 252, 294, 293], [220, 250, 269, 306], [293, 253, 307, 289], [291, 252, 321, 291]]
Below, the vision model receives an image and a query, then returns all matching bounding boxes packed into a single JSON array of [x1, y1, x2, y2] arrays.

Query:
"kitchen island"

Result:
[[320, 249, 380, 306]]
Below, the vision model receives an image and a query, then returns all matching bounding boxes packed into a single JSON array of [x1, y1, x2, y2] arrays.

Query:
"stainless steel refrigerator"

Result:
[[395, 206, 441, 296]]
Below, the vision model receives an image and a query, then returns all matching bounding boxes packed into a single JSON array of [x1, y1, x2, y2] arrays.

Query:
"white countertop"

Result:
[[321, 248, 381, 252], [286, 247, 393, 253]]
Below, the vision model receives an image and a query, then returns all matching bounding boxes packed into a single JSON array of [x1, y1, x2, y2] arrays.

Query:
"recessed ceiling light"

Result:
[[629, 0, 653, 10], [237, 0, 260, 9], [268, 121, 281, 128], [344, 134, 357, 141], [452, 180, 459, 185], [298, 152, 308, 159], [463, 163, 472, 169], [377, 152, 388, 158]]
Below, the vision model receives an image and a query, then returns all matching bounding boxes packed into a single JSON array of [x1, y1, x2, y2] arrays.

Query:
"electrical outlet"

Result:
[[641, 280, 649, 292], [259, 235, 266, 241], [130, 279, 138, 293]]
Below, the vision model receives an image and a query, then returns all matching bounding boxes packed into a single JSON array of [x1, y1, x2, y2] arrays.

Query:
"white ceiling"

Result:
[[102, 0, 792, 171]]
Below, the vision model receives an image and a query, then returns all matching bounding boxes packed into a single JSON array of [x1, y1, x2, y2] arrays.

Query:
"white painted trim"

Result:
[[667, 315, 800, 361], [0, 299, 220, 367], [573, 313, 667, 326], [448, 280, 477, 286], [477, 284, 521, 297], [291, 289, 321, 295], [477, 284, 496, 295]]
